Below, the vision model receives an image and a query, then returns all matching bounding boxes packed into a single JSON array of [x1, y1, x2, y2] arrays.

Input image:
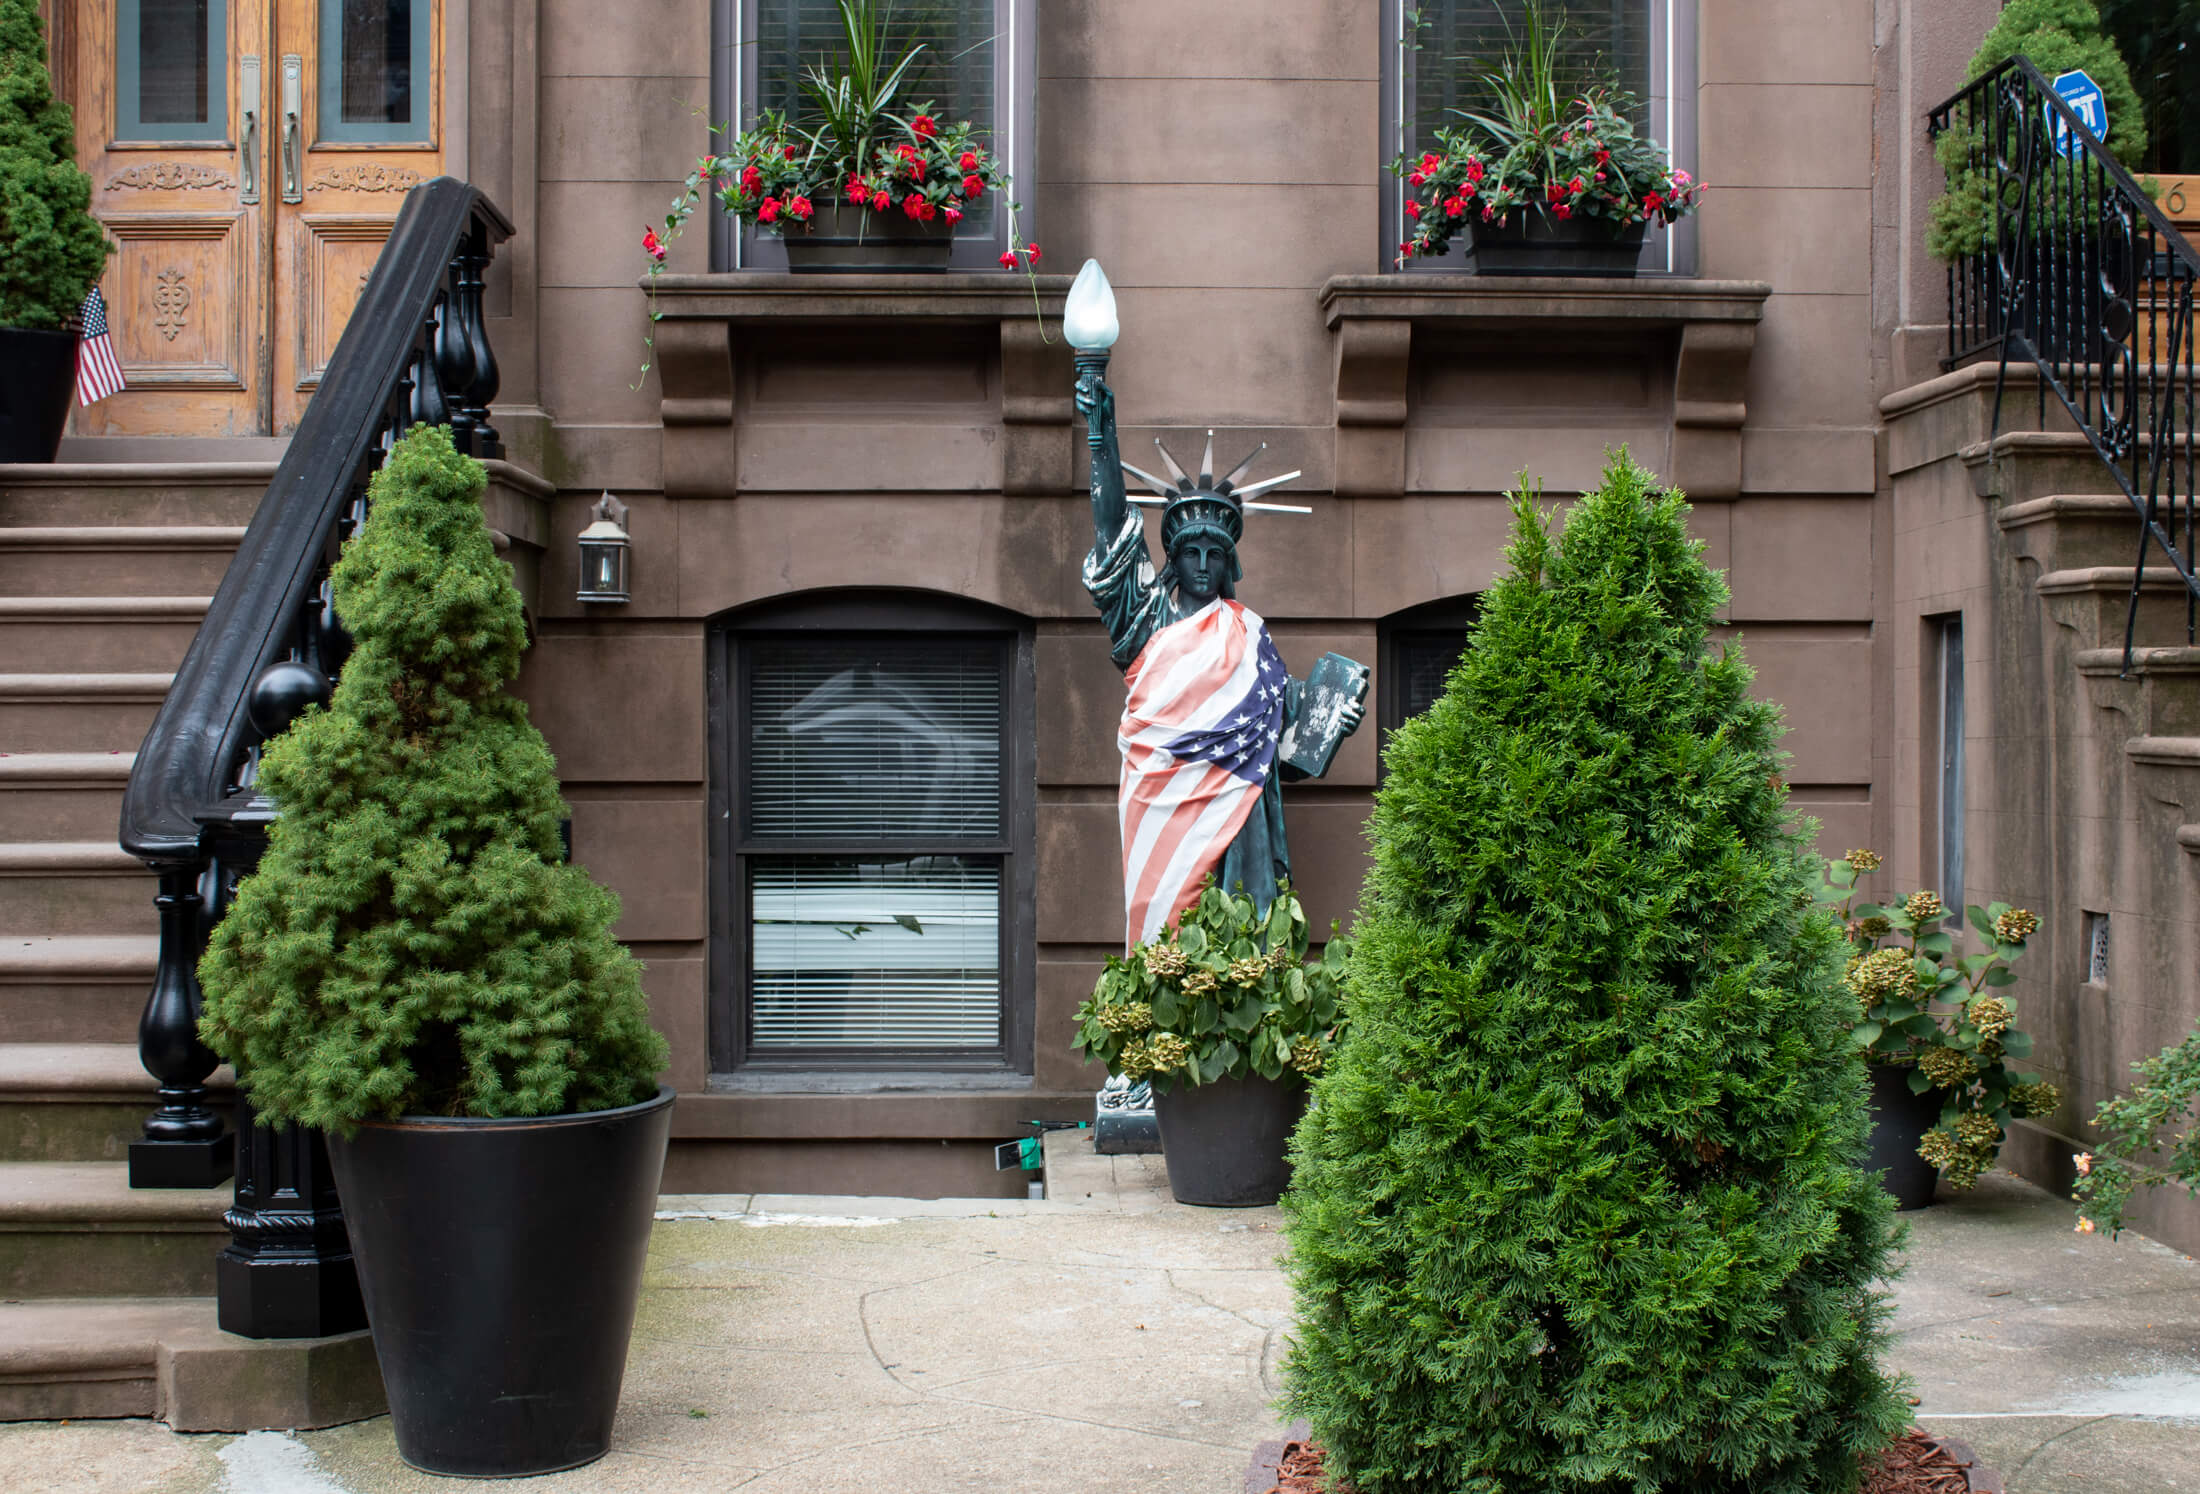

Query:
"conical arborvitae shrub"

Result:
[[0, 0, 110, 327], [200, 426, 667, 1129], [1282, 455, 1906, 1493]]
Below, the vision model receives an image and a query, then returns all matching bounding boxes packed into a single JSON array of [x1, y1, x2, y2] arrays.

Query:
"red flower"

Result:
[[739, 164, 763, 196], [1643, 190, 1665, 213], [1466, 158, 1485, 184], [641, 226, 666, 262], [788, 194, 813, 221], [1404, 199, 1421, 217], [912, 114, 938, 138], [903, 193, 924, 219], [1545, 180, 1566, 204], [1568, 175, 1585, 194], [1552, 203, 1572, 220], [943, 204, 963, 224], [1595, 148, 1611, 165], [1408, 171, 1426, 187], [758, 197, 781, 223], [1420, 152, 1441, 171], [1024, 243, 1040, 264], [998, 250, 1018, 269], [784, 144, 799, 160], [1398, 241, 1417, 259], [960, 150, 979, 171], [1444, 196, 1466, 219], [963, 174, 984, 199], [870, 189, 891, 211], [846, 178, 869, 203]]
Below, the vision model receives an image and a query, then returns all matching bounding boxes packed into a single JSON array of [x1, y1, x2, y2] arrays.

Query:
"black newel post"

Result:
[[129, 867, 234, 1188]]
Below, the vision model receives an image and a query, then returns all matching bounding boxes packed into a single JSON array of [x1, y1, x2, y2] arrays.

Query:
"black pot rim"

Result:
[[0, 324, 81, 341], [350, 1083, 674, 1134]]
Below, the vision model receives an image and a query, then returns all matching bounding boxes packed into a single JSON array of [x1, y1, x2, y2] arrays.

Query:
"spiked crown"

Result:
[[1121, 431, 1303, 563]]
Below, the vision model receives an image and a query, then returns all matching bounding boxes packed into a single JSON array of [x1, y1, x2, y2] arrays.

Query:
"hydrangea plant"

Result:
[[1820, 850, 2061, 1188], [1072, 880, 1348, 1091]]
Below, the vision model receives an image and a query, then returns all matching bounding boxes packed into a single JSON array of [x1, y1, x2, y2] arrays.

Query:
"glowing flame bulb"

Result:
[[1064, 259, 1120, 352]]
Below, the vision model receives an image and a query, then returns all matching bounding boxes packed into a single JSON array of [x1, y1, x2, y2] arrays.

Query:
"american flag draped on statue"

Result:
[[75, 287, 125, 405]]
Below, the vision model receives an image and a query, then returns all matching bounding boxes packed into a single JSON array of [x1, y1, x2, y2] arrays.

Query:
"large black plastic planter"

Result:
[[1464, 216, 1648, 277], [327, 1085, 675, 1477], [1864, 1062, 1943, 1211], [1152, 1073, 1306, 1207], [781, 202, 953, 272], [0, 327, 80, 462]]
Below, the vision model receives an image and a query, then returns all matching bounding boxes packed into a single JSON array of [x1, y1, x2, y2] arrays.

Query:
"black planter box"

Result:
[[1465, 215, 1649, 277], [780, 201, 953, 273]]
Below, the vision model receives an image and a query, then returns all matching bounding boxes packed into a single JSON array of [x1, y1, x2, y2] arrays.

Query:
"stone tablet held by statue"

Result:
[[1279, 654, 1371, 779]]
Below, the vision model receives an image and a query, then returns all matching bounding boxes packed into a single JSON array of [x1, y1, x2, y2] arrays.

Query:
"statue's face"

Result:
[[1173, 539, 1231, 604]]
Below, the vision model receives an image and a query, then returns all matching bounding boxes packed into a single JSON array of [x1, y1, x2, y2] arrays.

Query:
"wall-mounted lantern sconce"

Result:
[[576, 493, 630, 604]]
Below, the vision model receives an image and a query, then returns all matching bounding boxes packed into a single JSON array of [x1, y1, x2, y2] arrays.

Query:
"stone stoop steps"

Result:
[[0, 462, 381, 1431]]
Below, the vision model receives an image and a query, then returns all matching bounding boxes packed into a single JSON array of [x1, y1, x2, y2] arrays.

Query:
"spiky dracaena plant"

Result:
[[199, 426, 667, 1130], [0, 0, 110, 327], [1280, 454, 1907, 1494]]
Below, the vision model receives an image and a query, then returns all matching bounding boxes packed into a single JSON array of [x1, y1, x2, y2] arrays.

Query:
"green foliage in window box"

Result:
[[1072, 880, 1348, 1091], [198, 426, 668, 1132], [1279, 454, 1907, 1494], [2073, 1030, 2200, 1238], [1818, 853, 2060, 1189], [0, 0, 110, 328], [1928, 0, 2150, 261], [1392, 0, 1700, 265]]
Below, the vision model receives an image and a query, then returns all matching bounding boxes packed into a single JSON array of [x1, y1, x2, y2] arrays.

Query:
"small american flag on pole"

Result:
[[75, 286, 125, 405]]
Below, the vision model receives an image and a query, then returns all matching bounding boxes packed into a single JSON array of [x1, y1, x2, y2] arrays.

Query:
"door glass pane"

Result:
[[319, 0, 430, 141], [754, 0, 998, 236], [120, 0, 227, 139], [140, 0, 211, 123], [750, 857, 1001, 1048], [748, 638, 1003, 841]]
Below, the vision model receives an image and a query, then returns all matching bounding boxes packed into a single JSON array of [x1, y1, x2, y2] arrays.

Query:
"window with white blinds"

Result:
[[752, 0, 1000, 239], [741, 636, 1009, 1056]]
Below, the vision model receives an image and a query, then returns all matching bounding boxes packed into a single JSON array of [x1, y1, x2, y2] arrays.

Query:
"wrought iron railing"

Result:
[[116, 178, 511, 1338], [1931, 55, 2199, 669]]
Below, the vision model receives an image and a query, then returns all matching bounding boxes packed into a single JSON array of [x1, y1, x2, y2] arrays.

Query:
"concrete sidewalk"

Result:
[[2, 1146, 2195, 1492]]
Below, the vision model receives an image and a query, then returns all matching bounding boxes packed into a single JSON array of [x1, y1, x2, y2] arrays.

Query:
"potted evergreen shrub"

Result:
[[645, 0, 1024, 274], [1393, 1, 1700, 275], [0, 0, 111, 460], [1073, 881, 1348, 1207], [1820, 852, 2061, 1209], [198, 425, 672, 1479], [1281, 455, 1909, 1491]]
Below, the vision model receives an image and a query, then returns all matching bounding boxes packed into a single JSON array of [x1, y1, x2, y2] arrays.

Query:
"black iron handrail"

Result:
[[1931, 55, 2198, 670], [114, 178, 511, 1338]]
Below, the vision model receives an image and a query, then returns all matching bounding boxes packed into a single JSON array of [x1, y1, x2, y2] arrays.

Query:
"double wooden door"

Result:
[[59, 0, 445, 437]]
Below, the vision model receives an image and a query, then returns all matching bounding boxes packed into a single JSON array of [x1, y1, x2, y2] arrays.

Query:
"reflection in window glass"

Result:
[[1410, 0, 1654, 154], [140, 0, 212, 125], [341, 0, 414, 125]]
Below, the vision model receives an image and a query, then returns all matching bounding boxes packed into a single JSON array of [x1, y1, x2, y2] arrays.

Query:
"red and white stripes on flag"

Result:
[[75, 286, 125, 405], [1115, 598, 1290, 947]]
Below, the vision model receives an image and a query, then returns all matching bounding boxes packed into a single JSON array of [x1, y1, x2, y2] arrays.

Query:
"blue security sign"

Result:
[[2049, 69, 2109, 157]]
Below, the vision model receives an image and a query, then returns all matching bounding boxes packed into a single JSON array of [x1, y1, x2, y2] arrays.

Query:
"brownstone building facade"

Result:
[[9, 0, 2198, 1249]]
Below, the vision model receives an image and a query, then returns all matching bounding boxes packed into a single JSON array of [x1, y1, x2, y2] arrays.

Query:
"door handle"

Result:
[[279, 54, 303, 203], [238, 56, 261, 204]]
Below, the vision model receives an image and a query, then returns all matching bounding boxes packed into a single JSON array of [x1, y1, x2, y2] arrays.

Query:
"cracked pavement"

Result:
[[2, 1148, 2196, 1491]]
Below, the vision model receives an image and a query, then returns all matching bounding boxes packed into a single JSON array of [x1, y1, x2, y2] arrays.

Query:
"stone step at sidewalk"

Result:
[[0, 843, 157, 937], [0, 676, 169, 754], [0, 597, 210, 674], [0, 527, 247, 597], [0, 1161, 228, 1298], [0, 1297, 381, 1430], [0, 935, 159, 1044], [0, 463, 271, 529], [0, 752, 136, 842], [0, 1045, 233, 1164]]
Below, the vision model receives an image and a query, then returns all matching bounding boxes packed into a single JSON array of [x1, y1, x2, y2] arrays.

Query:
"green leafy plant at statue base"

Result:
[[2073, 1032, 2200, 1238], [1073, 880, 1348, 1090], [198, 425, 668, 1131], [1281, 454, 1907, 1493], [0, 0, 111, 327], [1928, 0, 2150, 261], [1819, 852, 2060, 1189]]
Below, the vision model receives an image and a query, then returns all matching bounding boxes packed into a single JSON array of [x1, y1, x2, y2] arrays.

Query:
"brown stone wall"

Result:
[[499, 0, 1928, 1195]]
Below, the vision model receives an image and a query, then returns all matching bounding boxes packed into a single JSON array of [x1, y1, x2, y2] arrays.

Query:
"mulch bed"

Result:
[[1247, 1427, 2001, 1493]]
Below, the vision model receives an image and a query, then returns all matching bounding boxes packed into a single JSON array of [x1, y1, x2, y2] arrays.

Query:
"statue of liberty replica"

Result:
[[1066, 262, 1367, 948]]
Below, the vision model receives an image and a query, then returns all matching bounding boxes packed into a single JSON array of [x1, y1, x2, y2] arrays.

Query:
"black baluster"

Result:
[[435, 256, 477, 452], [459, 222, 501, 458], [129, 866, 234, 1188], [410, 304, 451, 430]]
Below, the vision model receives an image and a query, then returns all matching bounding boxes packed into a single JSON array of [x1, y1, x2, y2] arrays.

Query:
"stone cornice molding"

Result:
[[647, 273, 1075, 502], [1318, 275, 1772, 499]]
